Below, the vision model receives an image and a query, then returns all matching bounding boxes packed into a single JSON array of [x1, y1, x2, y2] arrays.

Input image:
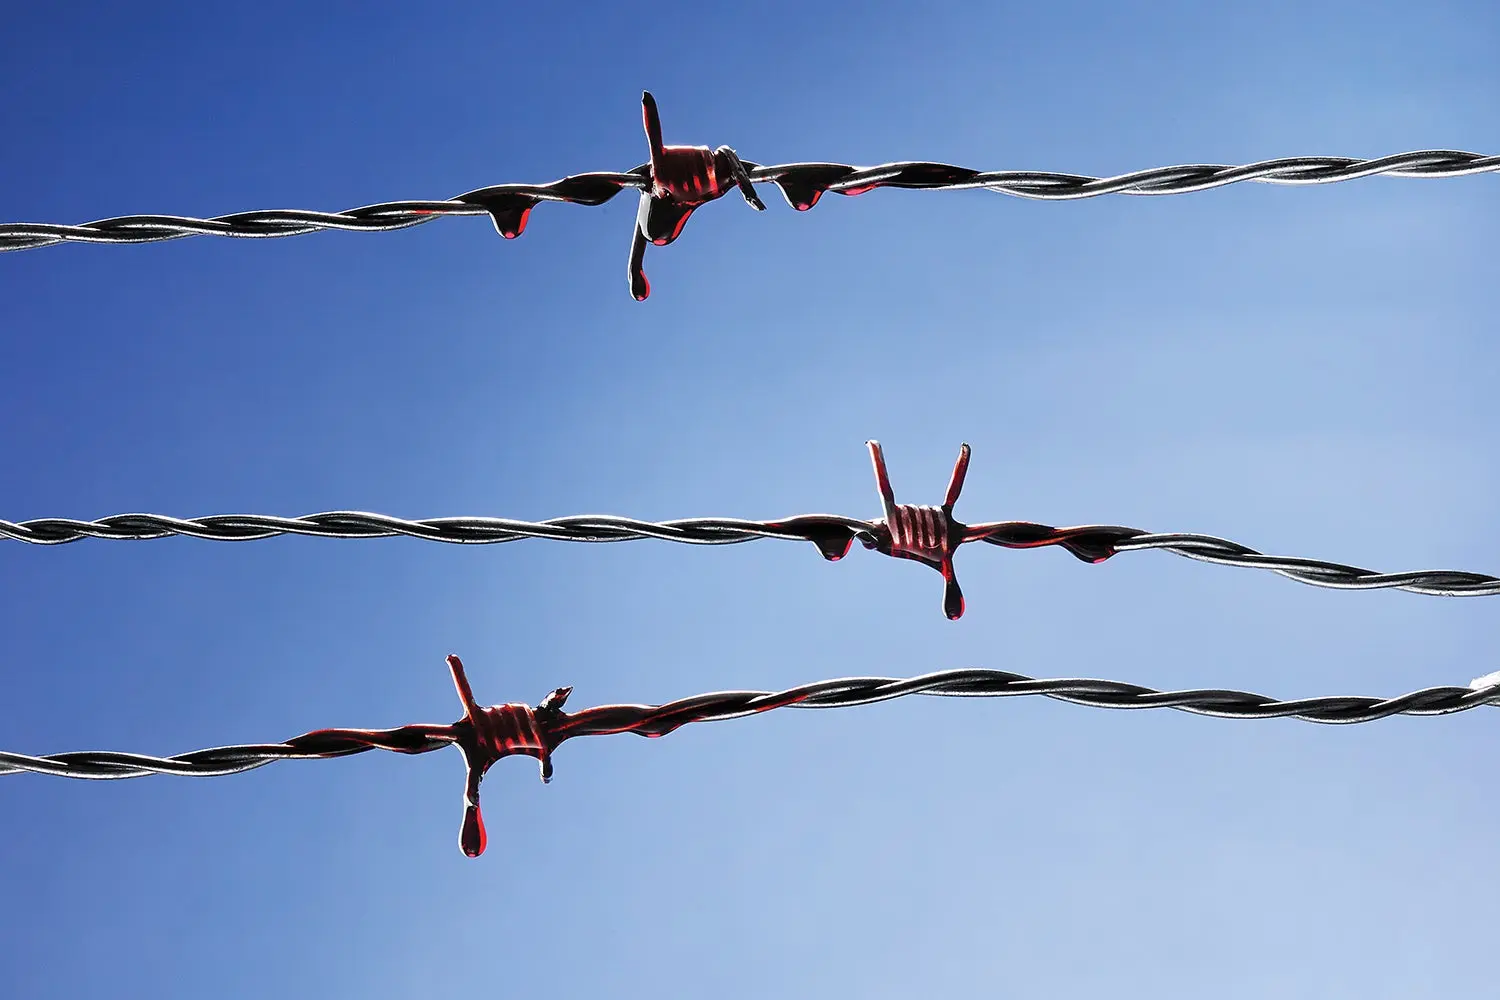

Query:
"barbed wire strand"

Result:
[[4, 507, 1497, 598], [17, 651, 1497, 856], [10, 92, 1496, 302], [4, 150, 1494, 254], [6, 665, 1498, 783], [9, 92, 1495, 303]]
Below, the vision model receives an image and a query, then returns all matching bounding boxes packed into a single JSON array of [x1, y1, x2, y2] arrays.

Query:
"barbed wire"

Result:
[[3, 509, 1494, 594], [4, 442, 1496, 619], [5, 653, 1496, 856], [5, 151, 1488, 250], [2, 92, 1493, 298]]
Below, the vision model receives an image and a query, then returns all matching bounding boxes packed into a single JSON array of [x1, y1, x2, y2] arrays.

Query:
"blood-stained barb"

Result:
[[857, 440, 974, 619], [4, 655, 1498, 857], [628, 91, 764, 301], [831, 440, 1127, 618], [446, 656, 572, 857]]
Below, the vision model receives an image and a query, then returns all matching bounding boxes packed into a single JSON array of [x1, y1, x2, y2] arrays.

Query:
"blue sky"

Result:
[[1, 3, 1497, 997]]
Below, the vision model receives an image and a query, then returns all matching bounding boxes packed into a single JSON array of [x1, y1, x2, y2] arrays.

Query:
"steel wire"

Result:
[[5, 666, 1497, 782], [3, 508, 1497, 598], [2, 150, 1493, 253]]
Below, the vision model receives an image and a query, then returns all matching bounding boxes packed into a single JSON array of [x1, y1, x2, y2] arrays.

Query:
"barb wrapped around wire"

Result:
[[1, 90, 1493, 298], [4, 654, 1497, 857], [4, 442, 1497, 619]]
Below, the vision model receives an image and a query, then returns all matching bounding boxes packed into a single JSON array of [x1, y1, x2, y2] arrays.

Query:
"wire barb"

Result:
[[5, 443, 1499, 615], [446, 654, 571, 857], [629, 91, 764, 300], [860, 440, 973, 619], [4, 656, 1496, 857], [0, 94, 1491, 299]]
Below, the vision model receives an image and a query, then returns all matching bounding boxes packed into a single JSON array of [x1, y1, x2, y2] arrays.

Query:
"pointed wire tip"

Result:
[[1470, 670, 1500, 691], [540, 686, 573, 712]]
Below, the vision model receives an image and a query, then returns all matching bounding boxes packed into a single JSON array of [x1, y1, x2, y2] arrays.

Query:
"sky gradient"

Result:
[[2, 3, 1498, 997]]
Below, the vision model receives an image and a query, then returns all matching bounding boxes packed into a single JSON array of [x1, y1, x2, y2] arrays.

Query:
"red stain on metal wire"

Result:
[[5, 100, 1491, 300], [299, 654, 810, 857], [445, 656, 571, 857], [628, 91, 765, 300], [864, 441, 973, 619], [817, 441, 1128, 619], [9, 439, 1498, 613], [8, 656, 1498, 858]]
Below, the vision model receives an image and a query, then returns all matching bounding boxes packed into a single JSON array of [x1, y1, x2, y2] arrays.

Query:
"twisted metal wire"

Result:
[[5, 666, 1497, 781], [4, 508, 1498, 598], [3, 150, 1494, 253]]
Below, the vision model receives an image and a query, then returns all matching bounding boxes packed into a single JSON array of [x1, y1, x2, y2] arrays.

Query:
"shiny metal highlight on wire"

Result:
[[2, 90, 1492, 298], [4, 441, 1497, 620], [4, 655, 1496, 856]]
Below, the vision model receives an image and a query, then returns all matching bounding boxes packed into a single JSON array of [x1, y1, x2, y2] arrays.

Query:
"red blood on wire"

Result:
[[862, 441, 973, 621], [446, 655, 564, 857], [628, 91, 765, 300], [12, 658, 1496, 859]]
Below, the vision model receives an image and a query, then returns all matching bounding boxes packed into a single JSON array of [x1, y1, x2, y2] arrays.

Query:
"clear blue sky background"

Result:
[[1, 3, 1497, 997]]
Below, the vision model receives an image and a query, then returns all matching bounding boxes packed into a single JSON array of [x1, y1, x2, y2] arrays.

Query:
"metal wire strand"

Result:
[[4, 507, 1497, 598], [2, 149, 1493, 253], [5, 667, 1497, 782]]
